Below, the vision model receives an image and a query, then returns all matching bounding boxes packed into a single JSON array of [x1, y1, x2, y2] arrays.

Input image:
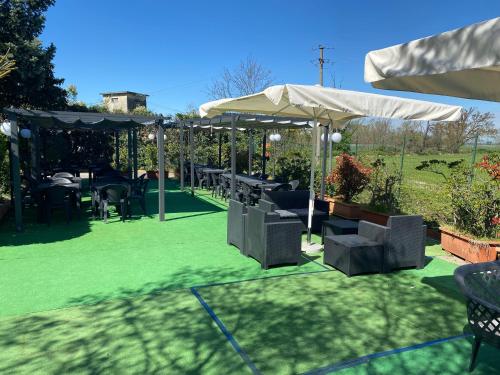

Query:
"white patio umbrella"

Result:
[[200, 84, 462, 245], [365, 17, 500, 102]]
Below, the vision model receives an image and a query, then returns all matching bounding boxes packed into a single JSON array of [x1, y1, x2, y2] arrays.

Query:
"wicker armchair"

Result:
[[227, 199, 248, 253], [245, 205, 303, 269], [454, 261, 500, 372], [383, 215, 426, 272], [324, 215, 426, 276]]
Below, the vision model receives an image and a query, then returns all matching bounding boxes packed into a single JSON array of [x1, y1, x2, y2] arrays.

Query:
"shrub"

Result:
[[275, 151, 311, 189], [327, 153, 371, 202], [447, 160, 499, 239], [367, 158, 401, 213]]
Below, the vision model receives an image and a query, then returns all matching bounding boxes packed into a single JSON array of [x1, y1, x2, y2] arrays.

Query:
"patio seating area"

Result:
[[0, 178, 498, 374]]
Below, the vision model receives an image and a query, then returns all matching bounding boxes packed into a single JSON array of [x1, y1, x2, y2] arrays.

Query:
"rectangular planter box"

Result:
[[440, 228, 499, 263], [360, 208, 389, 226], [331, 199, 362, 219]]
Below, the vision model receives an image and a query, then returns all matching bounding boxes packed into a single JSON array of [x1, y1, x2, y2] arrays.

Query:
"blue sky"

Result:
[[41, 0, 500, 122]]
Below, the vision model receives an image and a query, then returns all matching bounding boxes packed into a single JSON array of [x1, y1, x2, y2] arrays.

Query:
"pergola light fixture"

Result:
[[331, 132, 342, 143], [269, 133, 281, 142], [1, 120, 11, 137]]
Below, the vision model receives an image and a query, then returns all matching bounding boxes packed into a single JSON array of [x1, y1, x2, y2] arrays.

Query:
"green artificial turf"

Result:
[[334, 337, 500, 375], [0, 289, 251, 374], [0, 180, 324, 318], [196, 258, 476, 374]]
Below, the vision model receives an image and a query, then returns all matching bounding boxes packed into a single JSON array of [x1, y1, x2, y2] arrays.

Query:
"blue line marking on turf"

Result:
[[194, 268, 330, 290], [191, 287, 261, 375], [302, 333, 472, 374]]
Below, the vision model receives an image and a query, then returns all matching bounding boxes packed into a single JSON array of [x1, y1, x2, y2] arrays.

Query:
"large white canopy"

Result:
[[365, 17, 500, 102], [200, 84, 462, 122]]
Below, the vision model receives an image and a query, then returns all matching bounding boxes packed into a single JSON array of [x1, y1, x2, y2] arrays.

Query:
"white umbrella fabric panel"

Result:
[[365, 17, 500, 102]]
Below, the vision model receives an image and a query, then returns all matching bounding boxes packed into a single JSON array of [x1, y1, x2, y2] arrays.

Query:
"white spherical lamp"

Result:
[[163, 134, 167, 141], [20, 128, 32, 139], [273, 133, 281, 142], [1, 121, 11, 137], [331, 132, 342, 143], [147, 133, 155, 141], [269, 134, 276, 142]]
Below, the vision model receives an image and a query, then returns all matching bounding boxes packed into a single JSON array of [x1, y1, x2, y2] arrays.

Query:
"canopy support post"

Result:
[[328, 127, 333, 174], [157, 121, 165, 221], [218, 132, 222, 168], [320, 124, 329, 199], [230, 115, 236, 199], [30, 124, 40, 182], [307, 119, 318, 244], [190, 122, 195, 196], [127, 129, 132, 178], [179, 123, 185, 190], [9, 113, 23, 232], [261, 130, 266, 176], [133, 128, 138, 179], [114, 131, 120, 170], [248, 130, 253, 176]]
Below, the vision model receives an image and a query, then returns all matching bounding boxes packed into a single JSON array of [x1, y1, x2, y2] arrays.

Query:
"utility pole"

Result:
[[318, 45, 324, 86], [316, 45, 325, 161]]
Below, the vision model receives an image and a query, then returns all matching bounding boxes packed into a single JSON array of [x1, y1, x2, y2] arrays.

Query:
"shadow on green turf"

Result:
[[0, 179, 224, 246]]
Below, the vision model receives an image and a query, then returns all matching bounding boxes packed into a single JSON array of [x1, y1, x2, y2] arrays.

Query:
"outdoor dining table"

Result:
[[32, 181, 82, 222], [221, 173, 282, 189], [202, 168, 225, 188]]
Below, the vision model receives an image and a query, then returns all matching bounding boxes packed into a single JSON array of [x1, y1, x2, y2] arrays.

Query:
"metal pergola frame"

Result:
[[176, 114, 322, 202], [2, 108, 168, 231]]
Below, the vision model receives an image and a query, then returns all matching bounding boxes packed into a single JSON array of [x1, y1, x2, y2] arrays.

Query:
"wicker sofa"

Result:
[[227, 199, 247, 253], [258, 190, 329, 233]]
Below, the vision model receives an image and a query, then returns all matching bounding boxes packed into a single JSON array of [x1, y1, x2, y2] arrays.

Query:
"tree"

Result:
[[438, 108, 497, 153], [207, 56, 273, 99], [0, 0, 67, 109]]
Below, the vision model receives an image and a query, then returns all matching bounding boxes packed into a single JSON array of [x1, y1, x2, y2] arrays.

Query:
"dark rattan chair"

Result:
[[245, 205, 303, 269], [42, 185, 72, 225], [101, 184, 130, 223], [227, 199, 247, 253], [454, 261, 500, 372], [130, 177, 149, 215]]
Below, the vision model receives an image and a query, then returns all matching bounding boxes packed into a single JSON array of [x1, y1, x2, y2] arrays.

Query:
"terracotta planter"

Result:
[[440, 227, 499, 263], [331, 199, 362, 219], [360, 208, 390, 226], [0, 200, 10, 222]]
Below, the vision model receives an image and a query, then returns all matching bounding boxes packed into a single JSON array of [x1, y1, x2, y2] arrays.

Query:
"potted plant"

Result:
[[427, 154, 499, 263], [360, 158, 401, 225], [327, 153, 371, 219]]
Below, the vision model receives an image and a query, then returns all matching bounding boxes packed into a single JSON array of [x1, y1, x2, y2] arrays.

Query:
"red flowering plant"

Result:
[[326, 153, 371, 203], [477, 152, 500, 181]]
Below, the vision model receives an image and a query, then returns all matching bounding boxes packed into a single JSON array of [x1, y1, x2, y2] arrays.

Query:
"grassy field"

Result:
[[350, 147, 499, 227]]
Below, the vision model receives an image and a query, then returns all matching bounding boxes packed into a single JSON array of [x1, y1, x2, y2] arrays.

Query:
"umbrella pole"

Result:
[[307, 119, 318, 244]]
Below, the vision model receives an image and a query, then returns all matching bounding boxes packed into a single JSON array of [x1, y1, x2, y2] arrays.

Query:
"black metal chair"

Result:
[[241, 183, 261, 206], [100, 184, 130, 223], [454, 261, 500, 372], [195, 168, 208, 189], [130, 176, 149, 215], [289, 180, 299, 191], [42, 185, 72, 225]]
